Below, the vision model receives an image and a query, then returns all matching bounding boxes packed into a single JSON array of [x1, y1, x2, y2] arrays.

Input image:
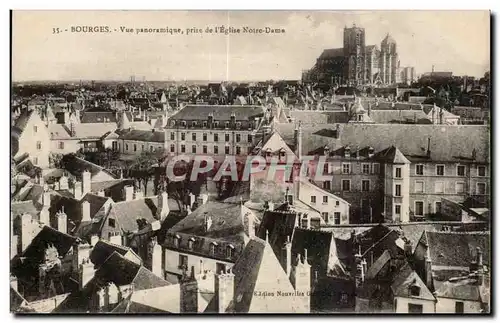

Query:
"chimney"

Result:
[[424, 255, 433, 289], [368, 103, 372, 116], [335, 123, 341, 139], [134, 190, 144, 199], [73, 182, 82, 200], [150, 237, 163, 278], [59, 175, 69, 190], [56, 210, 67, 234], [20, 213, 36, 252], [215, 268, 235, 313], [39, 192, 51, 225], [107, 283, 121, 307], [82, 171, 91, 196], [97, 190, 105, 197], [124, 185, 134, 201], [79, 258, 95, 290], [204, 214, 213, 232], [246, 212, 254, 238], [156, 191, 170, 221], [426, 137, 431, 158], [180, 266, 199, 313], [91, 235, 99, 246], [283, 236, 292, 277], [268, 201, 274, 211], [290, 251, 311, 313], [81, 200, 91, 222], [404, 239, 413, 258], [189, 193, 196, 208]]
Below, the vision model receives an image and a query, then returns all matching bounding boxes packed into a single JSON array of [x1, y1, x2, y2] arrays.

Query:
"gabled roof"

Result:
[[13, 110, 34, 134], [107, 197, 166, 234], [80, 111, 117, 123], [374, 146, 411, 164], [391, 263, 435, 301], [90, 240, 135, 268], [61, 154, 115, 180]]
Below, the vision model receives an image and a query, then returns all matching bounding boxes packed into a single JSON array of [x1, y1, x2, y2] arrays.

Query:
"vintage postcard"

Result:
[[10, 10, 490, 314]]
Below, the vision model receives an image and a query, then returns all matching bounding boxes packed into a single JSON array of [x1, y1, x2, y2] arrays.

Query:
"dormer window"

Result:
[[409, 284, 421, 296], [170, 121, 176, 127], [324, 146, 330, 156], [173, 235, 180, 248], [192, 121, 197, 128], [188, 237, 195, 250], [236, 122, 242, 129], [181, 121, 187, 128], [368, 147, 375, 157], [214, 121, 219, 128], [202, 121, 207, 128], [226, 245, 235, 258], [224, 121, 230, 129], [265, 148, 272, 157], [210, 242, 218, 256], [344, 146, 351, 158]]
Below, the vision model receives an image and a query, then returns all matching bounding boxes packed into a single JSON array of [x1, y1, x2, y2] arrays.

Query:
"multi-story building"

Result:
[[270, 122, 489, 224], [164, 105, 267, 161], [12, 109, 51, 168]]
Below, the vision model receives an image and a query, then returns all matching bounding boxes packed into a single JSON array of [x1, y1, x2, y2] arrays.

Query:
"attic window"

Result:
[[225, 121, 230, 129], [202, 121, 207, 128], [170, 121, 176, 127], [409, 284, 421, 296], [192, 121, 197, 127], [173, 235, 180, 248], [188, 237, 195, 250], [210, 242, 218, 256], [227, 245, 235, 258], [181, 121, 187, 128], [236, 122, 242, 129], [214, 121, 219, 128]]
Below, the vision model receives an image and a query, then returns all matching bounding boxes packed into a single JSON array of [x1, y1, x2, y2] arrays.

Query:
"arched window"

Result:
[[227, 245, 235, 258], [173, 235, 180, 248], [188, 237, 195, 250]]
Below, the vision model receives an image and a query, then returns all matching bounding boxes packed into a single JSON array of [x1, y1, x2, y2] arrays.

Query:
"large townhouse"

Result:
[[12, 110, 51, 168], [164, 105, 267, 160], [270, 122, 489, 224]]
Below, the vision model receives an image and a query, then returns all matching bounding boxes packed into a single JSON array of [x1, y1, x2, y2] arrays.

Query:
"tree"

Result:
[[129, 148, 166, 196], [49, 152, 64, 169]]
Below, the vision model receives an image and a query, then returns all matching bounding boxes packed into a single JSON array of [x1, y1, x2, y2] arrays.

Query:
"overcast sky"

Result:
[[12, 10, 490, 81]]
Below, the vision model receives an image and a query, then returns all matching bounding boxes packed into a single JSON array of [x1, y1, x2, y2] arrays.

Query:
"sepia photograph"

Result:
[[9, 10, 491, 314]]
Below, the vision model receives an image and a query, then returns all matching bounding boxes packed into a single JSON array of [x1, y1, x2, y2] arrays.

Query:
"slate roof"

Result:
[[275, 123, 489, 163], [290, 111, 351, 124], [80, 111, 117, 123], [373, 146, 411, 164], [425, 231, 490, 268], [318, 48, 344, 60], [90, 240, 133, 268], [61, 154, 115, 180], [369, 109, 431, 124], [107, 197, 163, 234], [119, 129, 165, 143], [257, 207, 298, 259], [169, 105, 265, 121]]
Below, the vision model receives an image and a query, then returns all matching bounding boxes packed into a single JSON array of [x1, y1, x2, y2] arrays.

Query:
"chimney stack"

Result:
[[156, 191, 170, 221], [283, 236, 292, 277], [39, 192, 51, 226], [205, 214, 213, 232], [73, 181, 83, 200], [82, 170, 91, 196], [79, 258, 95, 290], [81, 200, 91, 222], [424, 255, 433, 289], [246, 212, 254, 238], [180, 266, 199, 313], [215, 268, 235, 313], [124, 185, 134, 201], [426, 137, 431, 158], [56, 210, 67, 234]]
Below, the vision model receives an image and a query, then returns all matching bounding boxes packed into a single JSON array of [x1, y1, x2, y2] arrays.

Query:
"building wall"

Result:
[[49, 139, 81, 154], [394, 296, 435, 313], [165, 128, 254, 159], [297, 181, 350, 224], [119, 138, 167, 156], [16, 113, 51, 168], [435, 297, 482, 313], [164, 248, 234, 277]]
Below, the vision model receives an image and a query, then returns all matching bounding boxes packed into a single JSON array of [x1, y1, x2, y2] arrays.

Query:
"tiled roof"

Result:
[[275, 123, 489, 163], [119, 129, 165, 143], [170, 105, 265, 121], [425, 231, 490, 268], [73, 123, 117, 139]]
